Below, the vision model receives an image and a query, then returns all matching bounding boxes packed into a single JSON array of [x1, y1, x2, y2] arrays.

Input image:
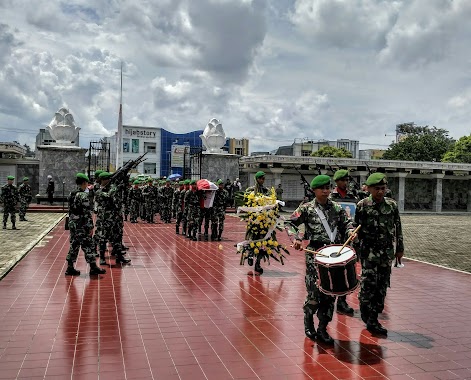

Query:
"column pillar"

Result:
[[269, 168, 284, 187], [467, 178, 471, 212], [432, 173, 445, 213], [396, 172, 407, 213]]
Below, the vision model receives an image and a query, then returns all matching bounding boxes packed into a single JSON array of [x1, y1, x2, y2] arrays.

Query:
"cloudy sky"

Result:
[[1, 0, 471, 153]]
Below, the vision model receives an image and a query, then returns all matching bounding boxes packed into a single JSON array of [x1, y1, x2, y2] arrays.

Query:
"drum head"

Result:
[[316, 245, 355, 265]]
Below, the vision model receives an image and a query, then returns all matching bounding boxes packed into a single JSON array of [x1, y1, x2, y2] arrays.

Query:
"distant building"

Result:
[[227, 138, 249, 156], [272, 138, 360, 158], [36, 128, 80, 147], [359, 149, 386, 160]]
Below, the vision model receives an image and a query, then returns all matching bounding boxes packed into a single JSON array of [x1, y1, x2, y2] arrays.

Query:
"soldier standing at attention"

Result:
[[330, 169, 357, 315], [289, 175, 356, 344], [173, 181, 183, 231], [186, 180, 201, 241], [65, 173, 106, 276], [210, 179, 228, 241], [160, 179, 174, 223], [18, 177, 32, 221], [180, 180, 191, 236], [1, 175, 19, 230], [128, 180, 142, 223], [355, 173, 404, 336]]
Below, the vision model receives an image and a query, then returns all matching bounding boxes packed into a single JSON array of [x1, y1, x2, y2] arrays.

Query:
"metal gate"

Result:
[[185, 146, 203, 180], [87, 139, 110, 179]]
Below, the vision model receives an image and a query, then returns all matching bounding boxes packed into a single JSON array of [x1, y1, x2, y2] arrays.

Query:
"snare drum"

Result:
[[315, 245, 359, 296]]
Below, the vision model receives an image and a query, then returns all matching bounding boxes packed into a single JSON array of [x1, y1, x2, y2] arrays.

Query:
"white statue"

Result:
[[200, 118, 226, 153], [46, 107, 80, 145]]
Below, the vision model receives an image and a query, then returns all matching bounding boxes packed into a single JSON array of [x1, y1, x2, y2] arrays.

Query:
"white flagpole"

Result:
[[116, 62, 123, 170]]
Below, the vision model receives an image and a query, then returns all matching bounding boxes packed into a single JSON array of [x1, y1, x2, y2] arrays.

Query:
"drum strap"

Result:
[[314, 207, 337, 243]]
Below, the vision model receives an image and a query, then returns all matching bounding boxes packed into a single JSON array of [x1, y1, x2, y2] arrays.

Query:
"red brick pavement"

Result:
[[1, 216, 471, 379]]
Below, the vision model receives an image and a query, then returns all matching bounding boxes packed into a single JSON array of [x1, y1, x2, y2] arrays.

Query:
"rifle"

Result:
[[364, 162, 374, 175], [110, 152, 148, 185], [294, 166, 315, 201]]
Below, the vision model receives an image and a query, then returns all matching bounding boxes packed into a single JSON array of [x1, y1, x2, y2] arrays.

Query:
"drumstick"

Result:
[[290, 245, 330, 257], [331, 224, 362, 258]]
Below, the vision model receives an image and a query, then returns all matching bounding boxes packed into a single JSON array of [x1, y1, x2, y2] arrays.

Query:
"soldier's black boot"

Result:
[[182, 226, 186, 236], [366, 312, 387, 336], [217, 229, 223, 241], [11, 224, 17, 230], [176, 225, 180, 234], [89, 262, 106, 275], [317, 321, 334, 344], [116, 254, 131, 264], [304, 312, 317, 341], [19, 216, 26, 221], [99, 251, 106, 266], [360, 304, 370, 324], [336, 296, 354, 314], [204, 229, 208, 241], [65, 262, 80, 276], [124, 215, 128, 221], [247, 254, 254, 266], [2, 224, 6, 229], [254, 258, 263, 274], [191, 229, 198, 241]]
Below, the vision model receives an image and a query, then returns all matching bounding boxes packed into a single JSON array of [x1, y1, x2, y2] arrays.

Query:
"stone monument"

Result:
[[36, 108, 88, 201], [199, 118, 240, 181]]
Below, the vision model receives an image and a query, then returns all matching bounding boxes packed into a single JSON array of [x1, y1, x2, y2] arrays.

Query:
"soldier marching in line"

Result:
[[94, 172, 131, 265], [18, 177, 32, 221], [1, 175, 19, 230], [65, 173, 106, 276], [289, 175, 356, 344], [186, 180, 201, 241], [210, 179, 228, 241], [330, 169, 357, 315], [356, 173, 404, 336]]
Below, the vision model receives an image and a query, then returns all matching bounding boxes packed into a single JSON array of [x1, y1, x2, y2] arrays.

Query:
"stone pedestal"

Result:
[[432, 173, 445, 213], [200, 153, 240, 182], [36, 145, 88, 196]]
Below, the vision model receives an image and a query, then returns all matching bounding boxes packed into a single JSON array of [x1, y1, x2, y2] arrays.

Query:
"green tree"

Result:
[[442, 135, 471, 163], [382, 125, 454, 162], [311, 146, 353, 158]]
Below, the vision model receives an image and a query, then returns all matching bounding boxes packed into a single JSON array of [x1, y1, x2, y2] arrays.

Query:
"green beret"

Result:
[[23, 177, 29, 181], [255, 171, 265, 179], [133, 180, 140, 185], [76, 173, 90, 182], [147, 178, 153, 183], [98, 171, 112, 179], [183, 179, 189, 185], [129, 177, 134, 183], [190, 180, 197, 185], [94, 170, 103, 177], [366, 173, 387, 186], [310, 175, 331, 189], [333, 169, 349, 181], [216, 179, 223, 185], [7, 175, 14, 180]]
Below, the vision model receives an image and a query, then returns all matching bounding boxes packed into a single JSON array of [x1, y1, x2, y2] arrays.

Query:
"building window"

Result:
[[123, 138, 130, 153], [235, 148, 244, 155], [144, 142, 156, 153], [143, 162, 156, 174], [301, 150, 311, 156], [132, 139, 139, 153]]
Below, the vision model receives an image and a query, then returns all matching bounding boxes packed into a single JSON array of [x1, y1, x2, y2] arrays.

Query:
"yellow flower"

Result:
[[250, 242, 255, 248], [268, 239, 273, 245], [254, 248, 259, 254], [262, 241, 267, 246], [273, 241, 279, 247], [256, 242, 261, 247], [267, 248, 272, 254]]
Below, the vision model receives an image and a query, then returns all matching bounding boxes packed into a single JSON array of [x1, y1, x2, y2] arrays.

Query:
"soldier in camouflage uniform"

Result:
[[355, 172, 404, 336], [180, 180, 191, 235], [65, 173, 106, 276], [357, 182, 369, 200], [172, 182, 182, 221], [289, 175, 356, 344], [173, 182, 184, 234], [18, 177, 32, 221], [186, 180, 201, 241], [1, 175, 19, 230], [210, 179, 228, 241], [330, 169, 357, 315], [199, 194, 212, 241], [142, 178, 157, 223], [95, 172, 131, 265], [128, 180, 142, 223], [123, 178, 132, 221], [160, 179, 174, 223]]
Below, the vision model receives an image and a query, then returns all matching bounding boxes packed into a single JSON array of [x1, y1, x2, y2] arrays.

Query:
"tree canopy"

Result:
[[442, 135, 471, 163], [311, 146, 353, 158], [382, 125, 454, 162]]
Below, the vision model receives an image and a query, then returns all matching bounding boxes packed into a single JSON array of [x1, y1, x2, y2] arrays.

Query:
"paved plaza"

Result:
[[0, 213, 470, 379]]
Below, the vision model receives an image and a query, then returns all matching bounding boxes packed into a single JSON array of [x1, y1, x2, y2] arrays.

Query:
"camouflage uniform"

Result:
[[142, 182, 158, 223], [1, 182, 19, 228], [210, 187, 228, 241], [95, 183, 122, 257], [181, 187, 190, 235], [18, 182, 32, 220], [66, 189, 96, 264], [172, 186, 181, 220], [289, 198, 354, 340], [128, 185, 142, 223], [355, 195, 404, 327], [173, 185, 184, 234], [160, 184, 174, 223], [186, 188, 201, 241]]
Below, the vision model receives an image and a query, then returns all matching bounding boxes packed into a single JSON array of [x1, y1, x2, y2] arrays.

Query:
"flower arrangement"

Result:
[[237, 188, 289, 266]]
